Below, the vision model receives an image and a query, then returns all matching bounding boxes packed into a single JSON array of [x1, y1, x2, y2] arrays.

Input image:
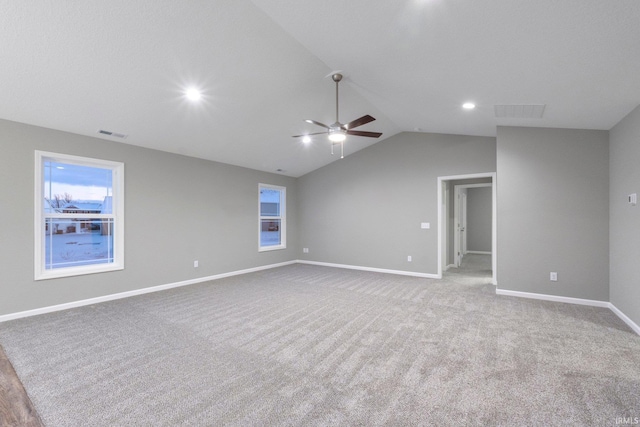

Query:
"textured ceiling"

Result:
[[1, 0, 639, 177]]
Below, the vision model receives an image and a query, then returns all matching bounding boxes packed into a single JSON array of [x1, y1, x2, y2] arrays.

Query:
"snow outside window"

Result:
[[35, 151, 124, 280]]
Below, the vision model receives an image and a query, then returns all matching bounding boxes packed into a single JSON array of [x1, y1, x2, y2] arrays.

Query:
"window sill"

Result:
[[35, 264, 124, 281], [258, 245, 286, 252]]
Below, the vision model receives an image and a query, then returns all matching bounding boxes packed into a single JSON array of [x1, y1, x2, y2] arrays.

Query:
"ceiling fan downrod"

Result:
[[333, 73, 342, 124]]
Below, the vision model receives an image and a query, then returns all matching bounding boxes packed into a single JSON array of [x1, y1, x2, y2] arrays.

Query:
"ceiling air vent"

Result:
[[494, 104, 545, 119], [97, 129, 128, 139]]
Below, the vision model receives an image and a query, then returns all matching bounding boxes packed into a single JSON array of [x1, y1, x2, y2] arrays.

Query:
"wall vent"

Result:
[[97, 129, 128, 139], [494, 104, 545, 119]]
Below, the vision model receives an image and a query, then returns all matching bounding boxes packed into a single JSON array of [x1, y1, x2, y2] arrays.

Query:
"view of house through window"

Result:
[[35, 151, 124, 279], [259, 184, 286, 250]]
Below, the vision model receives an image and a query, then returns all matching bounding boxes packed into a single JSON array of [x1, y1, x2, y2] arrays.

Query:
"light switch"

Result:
[[629, 193, 637, 206], [421, 222, 430, 229]]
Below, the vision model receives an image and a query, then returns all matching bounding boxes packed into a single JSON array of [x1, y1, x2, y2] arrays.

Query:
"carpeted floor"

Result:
[[0, 257, 639, 426]]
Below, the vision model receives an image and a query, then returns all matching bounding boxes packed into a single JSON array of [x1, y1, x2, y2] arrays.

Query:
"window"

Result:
[[259, 184, 286, 251], [35, 151, 124, 280]]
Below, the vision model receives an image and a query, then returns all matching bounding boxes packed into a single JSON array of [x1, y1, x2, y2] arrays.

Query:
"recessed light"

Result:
[[185, 87, 202, 101], [462, 102, 476, 110], [302, 136, 311, 143]]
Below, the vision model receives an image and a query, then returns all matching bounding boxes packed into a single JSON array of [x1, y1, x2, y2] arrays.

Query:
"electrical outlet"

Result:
[[407, 255, 412, 262], [194, 260, 199, 268], [303, 248, 309, 253], [550, 272, 558, 281]]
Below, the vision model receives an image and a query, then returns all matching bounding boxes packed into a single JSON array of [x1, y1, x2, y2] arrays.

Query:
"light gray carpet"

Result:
[[1, 259, 639, 426]]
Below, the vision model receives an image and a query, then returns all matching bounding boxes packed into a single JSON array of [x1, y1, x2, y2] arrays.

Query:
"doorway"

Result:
[[437, 173, 496, 284], [454, 183, 492, 268]]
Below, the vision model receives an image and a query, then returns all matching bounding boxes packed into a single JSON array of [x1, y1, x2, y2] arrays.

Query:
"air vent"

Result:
[[97, 129, 128, 139], [494, 104, 545, 119]]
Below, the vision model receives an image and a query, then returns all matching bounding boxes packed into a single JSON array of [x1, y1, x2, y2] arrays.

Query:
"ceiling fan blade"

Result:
[[343, 114, 375, 130], [292, 132, 327, 138], [346, 130, 383, 138], [305, 119, 330, 129]]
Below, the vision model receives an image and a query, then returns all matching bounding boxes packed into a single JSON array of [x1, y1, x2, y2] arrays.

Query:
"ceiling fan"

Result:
[[293, 73, 382, 158]]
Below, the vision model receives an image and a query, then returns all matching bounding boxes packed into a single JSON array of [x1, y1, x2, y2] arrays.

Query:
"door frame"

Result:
[[440, 180, 449, 273], [437, 172, 497, 285]]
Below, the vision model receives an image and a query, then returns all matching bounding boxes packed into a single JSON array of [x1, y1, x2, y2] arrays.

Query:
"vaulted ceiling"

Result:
[[2, 1, 639, 177]]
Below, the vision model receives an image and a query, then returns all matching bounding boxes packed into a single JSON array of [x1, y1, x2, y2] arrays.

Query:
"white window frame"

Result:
[[258, 183, 286, 252], [35, 151, 125, 280]]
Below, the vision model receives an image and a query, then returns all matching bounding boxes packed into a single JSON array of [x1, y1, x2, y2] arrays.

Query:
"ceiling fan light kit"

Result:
[[328, 129, 346, 142], [293, 72, 382, 158]]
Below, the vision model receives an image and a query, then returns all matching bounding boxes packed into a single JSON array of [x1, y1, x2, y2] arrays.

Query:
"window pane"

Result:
[[260, 219, 281, 247], [258, 184, 285, 251], [44, 161, 113, 213], [260, 188, 280, 216], [36, 151, 124, 280], [44, 218, 114, 269]]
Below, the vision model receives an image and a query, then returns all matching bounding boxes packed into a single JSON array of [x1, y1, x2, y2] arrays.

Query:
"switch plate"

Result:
[[629, 193, 637, 206], [421, 222, 430, 229], [303, 248, 309, 253], [407, 255, 412, 262], [194, 260, 199, 268], [550, 272, 558, 281]]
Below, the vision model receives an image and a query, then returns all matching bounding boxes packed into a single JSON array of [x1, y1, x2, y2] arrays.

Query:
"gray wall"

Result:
[[466, 186, 492, 252], [609, 105, 640, 327], [0, 119, 298, 316], [297, 132, 496, 275], [496, 126, 609, 301]]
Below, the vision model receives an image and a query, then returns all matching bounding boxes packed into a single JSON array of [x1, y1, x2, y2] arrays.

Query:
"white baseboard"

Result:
[[297, 260, 440, 279], [466, 251, 491, 255], [609, 303, 640, 336], [0, 261, 297, 323], [496, 288, 640, 336], [445, 264, 456, 272], [495, 288, 609, 307]]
